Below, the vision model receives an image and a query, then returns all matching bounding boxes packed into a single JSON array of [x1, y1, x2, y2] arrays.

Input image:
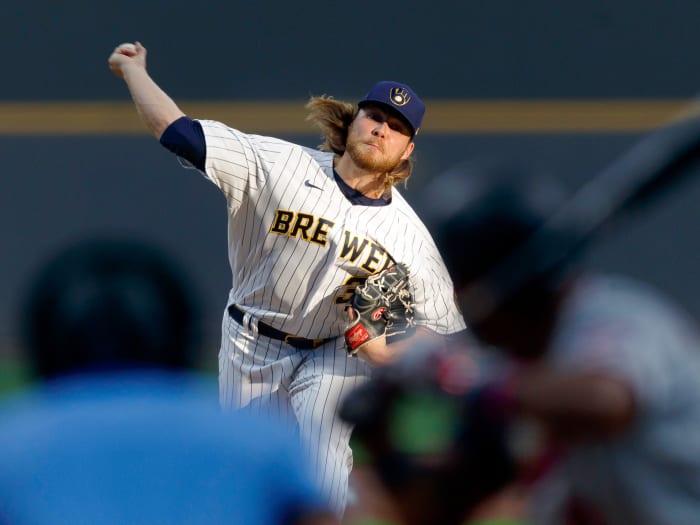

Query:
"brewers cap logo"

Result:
[[389, 87, 411, 107]]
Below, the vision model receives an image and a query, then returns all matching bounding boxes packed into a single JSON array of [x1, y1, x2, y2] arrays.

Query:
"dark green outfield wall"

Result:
[[2, 1, 700, 368], [4, 1, 700, 99]]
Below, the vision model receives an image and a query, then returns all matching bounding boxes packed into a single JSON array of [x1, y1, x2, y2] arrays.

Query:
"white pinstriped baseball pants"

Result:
[[217, 309, 372, 516]]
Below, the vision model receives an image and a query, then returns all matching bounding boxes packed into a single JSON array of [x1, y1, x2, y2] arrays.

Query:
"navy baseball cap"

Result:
[[358, 81, 426, 136]]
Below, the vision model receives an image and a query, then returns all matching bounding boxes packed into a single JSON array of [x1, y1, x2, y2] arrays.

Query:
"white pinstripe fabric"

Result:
[[218, 311, 371, 513]]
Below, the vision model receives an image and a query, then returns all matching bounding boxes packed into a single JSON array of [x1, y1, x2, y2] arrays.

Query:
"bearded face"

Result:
[[345, 135, 407, 173], [344, 107, 414, 174]]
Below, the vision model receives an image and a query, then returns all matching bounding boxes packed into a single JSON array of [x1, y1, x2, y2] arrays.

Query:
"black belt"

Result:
[[227, 304, 334, 350]]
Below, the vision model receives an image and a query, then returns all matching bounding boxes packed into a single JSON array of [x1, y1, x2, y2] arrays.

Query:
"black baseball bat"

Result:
[[462, 104, 700, 321]]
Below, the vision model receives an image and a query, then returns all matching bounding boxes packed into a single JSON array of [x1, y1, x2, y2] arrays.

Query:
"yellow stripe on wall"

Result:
[[0, 100, 696, 135]]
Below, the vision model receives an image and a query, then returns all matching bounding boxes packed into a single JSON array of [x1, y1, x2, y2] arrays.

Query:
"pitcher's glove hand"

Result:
[[344, 263, 415, 355]]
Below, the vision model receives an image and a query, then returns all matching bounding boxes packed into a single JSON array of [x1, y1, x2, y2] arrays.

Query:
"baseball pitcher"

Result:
[[108, 41, 466, 517]]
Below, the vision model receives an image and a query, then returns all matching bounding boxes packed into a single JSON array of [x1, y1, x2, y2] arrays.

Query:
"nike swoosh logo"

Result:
[[304, 180, 323, 190]]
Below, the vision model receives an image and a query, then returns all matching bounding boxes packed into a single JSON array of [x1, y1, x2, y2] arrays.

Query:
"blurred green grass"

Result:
[[0, 352, 216, 398], [0, 357, 32, 396]]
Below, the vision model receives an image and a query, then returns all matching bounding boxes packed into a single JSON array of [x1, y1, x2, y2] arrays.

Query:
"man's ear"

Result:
[[401, 141, 415, 160]]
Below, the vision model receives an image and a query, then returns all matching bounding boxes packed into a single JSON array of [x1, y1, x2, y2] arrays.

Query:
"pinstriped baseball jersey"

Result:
[[199, 119, 465, 336], [179, 118, 465, 516]]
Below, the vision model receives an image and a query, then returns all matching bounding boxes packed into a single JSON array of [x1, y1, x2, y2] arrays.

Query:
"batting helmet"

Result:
[[21, 238, 198, 379], [430, 161, 578, 325]]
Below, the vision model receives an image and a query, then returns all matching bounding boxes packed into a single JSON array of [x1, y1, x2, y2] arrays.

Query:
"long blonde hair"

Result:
[[305, 96, 414, 189]]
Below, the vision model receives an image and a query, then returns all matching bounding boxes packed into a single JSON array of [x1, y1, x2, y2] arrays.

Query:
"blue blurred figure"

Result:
[[0, 238, 337, 525]]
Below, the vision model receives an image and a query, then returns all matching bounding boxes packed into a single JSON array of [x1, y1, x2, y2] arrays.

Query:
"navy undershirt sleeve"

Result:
[[159, 116, 206, 172]]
